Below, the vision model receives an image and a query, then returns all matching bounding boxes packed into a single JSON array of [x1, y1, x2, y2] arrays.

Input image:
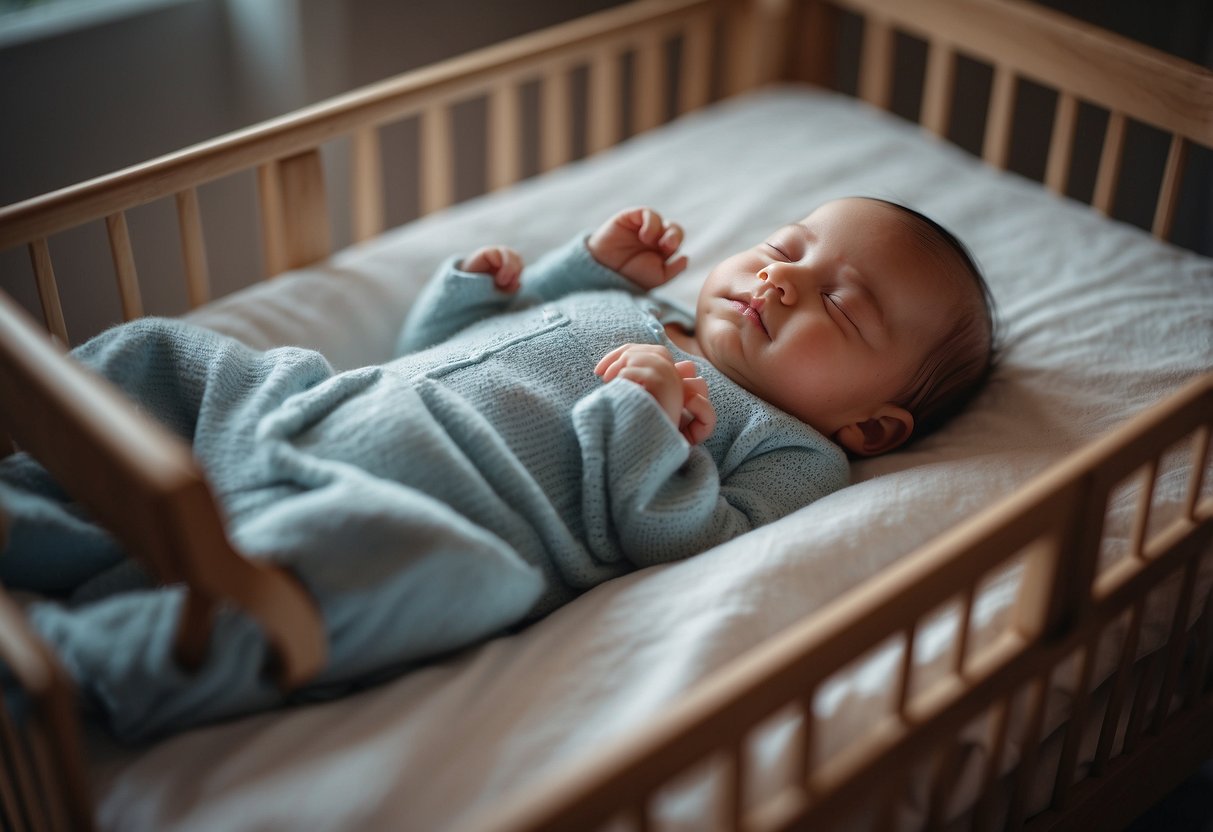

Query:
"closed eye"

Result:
[[825, 293, 859, 332], [764, 242, 791, 260]]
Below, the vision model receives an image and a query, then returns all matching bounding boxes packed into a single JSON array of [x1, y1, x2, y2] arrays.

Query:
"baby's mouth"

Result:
[[729, 297, 769, 337]]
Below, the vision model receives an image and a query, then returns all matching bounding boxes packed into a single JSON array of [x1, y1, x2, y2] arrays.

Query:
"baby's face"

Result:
[[694, 198, 964, 448]]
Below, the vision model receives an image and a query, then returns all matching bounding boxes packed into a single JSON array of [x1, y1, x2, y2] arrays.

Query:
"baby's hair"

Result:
[[866, 198, 998, 443]]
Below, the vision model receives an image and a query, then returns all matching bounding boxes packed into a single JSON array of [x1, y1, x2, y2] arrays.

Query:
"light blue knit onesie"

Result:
[[0, 235, 847, 742]]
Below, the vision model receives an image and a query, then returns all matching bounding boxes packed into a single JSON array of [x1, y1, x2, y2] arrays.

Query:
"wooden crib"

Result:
[[0, 0, 1210, 829]]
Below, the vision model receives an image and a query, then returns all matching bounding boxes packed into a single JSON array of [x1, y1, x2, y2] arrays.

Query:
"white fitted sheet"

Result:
[[82, 86, 1213, 831]]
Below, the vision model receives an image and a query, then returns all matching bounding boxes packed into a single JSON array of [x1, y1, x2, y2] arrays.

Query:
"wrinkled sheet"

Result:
[[84, 86, 1213, 831]]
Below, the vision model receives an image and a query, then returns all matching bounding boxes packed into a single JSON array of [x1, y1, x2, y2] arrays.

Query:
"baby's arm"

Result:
[[396, 246, 526, 355]]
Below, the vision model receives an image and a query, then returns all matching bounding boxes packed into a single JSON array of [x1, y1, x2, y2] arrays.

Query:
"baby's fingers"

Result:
[[680, 393, 716, 444]]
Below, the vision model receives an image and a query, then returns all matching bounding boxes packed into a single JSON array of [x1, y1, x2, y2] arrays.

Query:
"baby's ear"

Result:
[[833, 405, 913, 457]]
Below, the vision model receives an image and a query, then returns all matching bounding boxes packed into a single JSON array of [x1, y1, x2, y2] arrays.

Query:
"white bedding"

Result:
[[85, 87, 1213, 831]]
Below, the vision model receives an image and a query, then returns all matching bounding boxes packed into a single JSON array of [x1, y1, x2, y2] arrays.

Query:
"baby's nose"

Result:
[[758, 265, 798, 304]]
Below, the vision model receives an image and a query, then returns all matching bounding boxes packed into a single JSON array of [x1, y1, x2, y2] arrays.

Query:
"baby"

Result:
[[0, 198, 994, 741]]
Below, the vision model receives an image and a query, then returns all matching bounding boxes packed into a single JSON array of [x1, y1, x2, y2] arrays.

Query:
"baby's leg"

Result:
[[31, 469, 545, 743], [1, 318, 331, 598]]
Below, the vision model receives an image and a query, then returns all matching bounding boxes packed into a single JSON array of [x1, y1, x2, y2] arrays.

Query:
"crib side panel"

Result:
[[478, 371, 1213, 832]]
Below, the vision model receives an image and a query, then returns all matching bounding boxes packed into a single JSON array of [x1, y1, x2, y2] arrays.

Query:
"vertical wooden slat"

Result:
[[542, 64, 572, 172], [1151, 134, 1189, 239], [896, 627, 916, 717], [1051, 640, 1097, 810], [351, 126, 384, 243], [973, 696, 1011, 832], [1129, 459, 1159, 559], [634, 30, 665, 134], [954, 587, 975, 675], [1006, 674, 1049, 830], [1188, 589, 1213, 707], [175, 187, 211, 308], [421, 105, 454, 214], [1045, 91, 1078, 194], [1151, 555, 1199, 733], [1122, 649, 1162, 755], [982, 64, 1017, 168], [1185, 426, 1211, 521], [793, 0, 838, 88], [677, 12, 712, 115], [1092, 110, 1126, 215], [28, 240, 68, 345], [488, 80, 523, 192], [920, 40, 955, 136], [275, 150, 331, 271], [1092, 601, 1144, 775], [104, 211, 143, 321], [925, 741, 963, 827], [26, 725, 69, 832], [256, 162, 287, 278], [858, 15, 892, 109], [588, 46, 622, 154]]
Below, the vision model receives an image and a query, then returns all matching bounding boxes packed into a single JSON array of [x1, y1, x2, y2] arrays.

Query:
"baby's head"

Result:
[[694, 197, 995, 455]]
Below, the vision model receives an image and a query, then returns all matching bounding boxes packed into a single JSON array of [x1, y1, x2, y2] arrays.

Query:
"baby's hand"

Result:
[[675, 361, 716, 444], [462, 245, 523, 292], [587, 207, 688, 290], [595, 345, 715, 443]]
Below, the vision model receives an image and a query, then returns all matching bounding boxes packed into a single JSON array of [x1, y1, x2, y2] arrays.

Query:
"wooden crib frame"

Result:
[[0, 0, 1210, 829]]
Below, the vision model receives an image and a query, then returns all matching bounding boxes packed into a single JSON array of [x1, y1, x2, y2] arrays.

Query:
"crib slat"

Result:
[[421, 105, 454, 214], [925, 740, 963, 827], [175, 187, 211, 308], [1122, 649, 1163, 755], [1151, 134, 1188, 239], [105, 211, 143, 321], [796, 692, 817, 792], [1006, 674, 1049, 830], [589, 46, 622, 154], [1151, 555, 1199, 734], [1185, 426, 1211, 522], [954, 586, 975, 675], [275, 151, 331, 271], [488, 81, 523, 191], [972, 696, 1011, 832], [896, 626, 916, 716], [633, 30, 664, 134], [351, 126, 384, 243], [27, 240, 68, 345], [541, 64, 572, 172], [256, 162, 288, 277], [677, 12, 712, 115], [27, 723, 71, 832], [1129, 458, 1159, 560], [1092, 110, 1126, 215], [858, 15, 892, 109], [982, 64, 1016, 168], [1050, 640, 1096, 810], [1044, 91, 1078, 194], [1188, 589, 1213, 707], [1092, 601, 1145, 774], [920, 40, 955, 137]]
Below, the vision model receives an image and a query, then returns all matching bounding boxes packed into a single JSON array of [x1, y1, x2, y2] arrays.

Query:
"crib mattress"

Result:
[[85, 87, 1213, 831]]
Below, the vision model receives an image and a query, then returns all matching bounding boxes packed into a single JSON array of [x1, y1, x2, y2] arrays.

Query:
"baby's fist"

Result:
[[587, 207, 687, 290], [463, 245, 523, 292]]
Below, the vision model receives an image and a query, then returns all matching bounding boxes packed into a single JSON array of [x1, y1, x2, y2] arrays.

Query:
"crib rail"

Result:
[[0, 293, 326, 688], [0, 0, 724, 345], [480, 371, 1213, 831], [830, 0, 1213, 240]]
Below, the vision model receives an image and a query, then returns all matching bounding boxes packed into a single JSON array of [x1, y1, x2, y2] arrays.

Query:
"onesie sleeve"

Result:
[[397, 235, 640, 356], [571, 380, 847, 570]]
